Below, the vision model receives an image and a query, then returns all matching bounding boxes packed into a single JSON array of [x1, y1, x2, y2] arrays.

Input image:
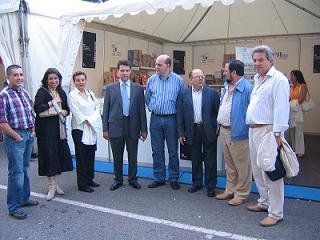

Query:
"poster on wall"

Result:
[[173, 50, 185, 75], [235, 47, 255, 80], [82, 31, 96, 68], [314, 45, 320, 73]]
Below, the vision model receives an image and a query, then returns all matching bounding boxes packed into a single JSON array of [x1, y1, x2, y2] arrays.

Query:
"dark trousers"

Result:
[[72, 129, 96, 188], [191, 125, 217, 190], [110, 117, 139, 184]]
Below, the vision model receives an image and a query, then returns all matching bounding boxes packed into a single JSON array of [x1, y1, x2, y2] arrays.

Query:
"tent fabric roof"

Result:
[[61, 0, 320, 43]]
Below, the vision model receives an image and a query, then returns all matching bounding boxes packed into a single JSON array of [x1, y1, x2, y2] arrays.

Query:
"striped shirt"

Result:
[[246, 66, 290, 133], [0, 86, 34, 129], [146, 72, 184, 115], [192, 86, 202, 123]]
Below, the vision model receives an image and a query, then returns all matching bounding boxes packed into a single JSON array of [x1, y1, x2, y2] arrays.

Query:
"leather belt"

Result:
[[194, 123, 203, 127], [220, 125, 231, 129], [249, 124, 268, 128], [152, 113, 176, 117]]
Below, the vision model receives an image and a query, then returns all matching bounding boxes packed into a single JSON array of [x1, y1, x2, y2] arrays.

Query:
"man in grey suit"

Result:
[[177, 69, 220, 197], [103, 60, 147, 190]]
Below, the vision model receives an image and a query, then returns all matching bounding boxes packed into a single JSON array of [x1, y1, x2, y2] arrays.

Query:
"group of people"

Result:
[[0, 44, 306, 227]]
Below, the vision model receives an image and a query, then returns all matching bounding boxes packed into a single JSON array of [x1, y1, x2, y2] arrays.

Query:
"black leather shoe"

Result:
[[129, 181, 142, 189], [9, 210, 27, 220], [148, 181, 166, 188], [110, 182, 123, 191], [89, 181, 100, 187], [78, 186, 94, 193], [23, 199, 39, 207], [207, 189, 216, 197], [188, 185, 203, 193], [170, 182, 180, 190]]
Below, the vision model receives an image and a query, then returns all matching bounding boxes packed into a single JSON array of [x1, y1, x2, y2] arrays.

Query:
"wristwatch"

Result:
[[274, 132, 281, 137]]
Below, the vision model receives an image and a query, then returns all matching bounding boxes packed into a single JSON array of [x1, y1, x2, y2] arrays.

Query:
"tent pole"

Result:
[[18, 0, 32, 95]]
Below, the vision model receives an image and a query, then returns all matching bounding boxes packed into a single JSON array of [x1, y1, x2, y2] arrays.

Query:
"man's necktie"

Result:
[[121, 83, 129, 116]]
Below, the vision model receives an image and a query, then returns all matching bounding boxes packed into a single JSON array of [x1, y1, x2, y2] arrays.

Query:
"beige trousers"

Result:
[[220, 127, 252, 199], [249, 125, 284, 220], [289, 122, 305, 155]]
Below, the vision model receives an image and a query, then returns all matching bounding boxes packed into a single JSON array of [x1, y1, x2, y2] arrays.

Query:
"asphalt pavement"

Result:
[[0, 145, 319, 240]]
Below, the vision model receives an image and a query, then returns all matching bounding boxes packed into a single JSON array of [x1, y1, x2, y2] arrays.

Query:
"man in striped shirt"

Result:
[[146, 55, 185, 190], [246, 45, 290, 227], [0, 65, 38, 220]]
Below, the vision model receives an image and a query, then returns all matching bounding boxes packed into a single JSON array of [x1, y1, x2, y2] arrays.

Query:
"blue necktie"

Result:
[[121, 83, 129, 116]]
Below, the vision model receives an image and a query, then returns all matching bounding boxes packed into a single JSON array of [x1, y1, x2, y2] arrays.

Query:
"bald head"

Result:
[[155, 55, 172, 79]]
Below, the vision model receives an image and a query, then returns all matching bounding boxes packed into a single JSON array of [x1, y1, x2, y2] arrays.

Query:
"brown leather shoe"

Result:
[[228, 197, 244, 206], [216, 192, 234, 200], [247, 203, 268, 212], [260, 216, 282, 227]]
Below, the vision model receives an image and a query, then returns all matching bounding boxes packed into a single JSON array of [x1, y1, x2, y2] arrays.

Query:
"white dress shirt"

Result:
[[217, 80, 240, 126], [192, 86, 202, 123], [246, 66, 290, 133]]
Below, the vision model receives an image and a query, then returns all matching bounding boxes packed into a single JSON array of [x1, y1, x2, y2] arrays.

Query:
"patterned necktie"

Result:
[[121, 82, 129, 116]]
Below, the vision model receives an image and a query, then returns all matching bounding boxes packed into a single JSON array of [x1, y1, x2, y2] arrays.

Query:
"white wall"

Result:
[[72, 27, 105, 97], [300, 36, 320, 134], [162, 44, 193, 83], [74, 25, 320, 133]]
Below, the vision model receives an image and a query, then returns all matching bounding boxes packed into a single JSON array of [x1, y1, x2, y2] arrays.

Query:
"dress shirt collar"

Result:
[[192, 86, 203, 93], [119, 79, 130, 87]]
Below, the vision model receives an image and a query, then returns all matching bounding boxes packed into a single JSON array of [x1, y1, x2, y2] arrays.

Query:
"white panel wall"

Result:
[[193, 44, 225, 79], [162, 44, 193, 83], [74, 25, 320, 133], [300, 36, 320, 134], [72, 27, 105, 97], [263, 37, 300, 77]]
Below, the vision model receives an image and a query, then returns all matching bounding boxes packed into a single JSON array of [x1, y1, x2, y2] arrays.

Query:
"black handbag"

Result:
[[265, 148, 286, 181]]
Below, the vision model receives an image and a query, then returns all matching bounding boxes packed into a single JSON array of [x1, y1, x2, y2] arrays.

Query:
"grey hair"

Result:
[[252, 45, 275, 61]]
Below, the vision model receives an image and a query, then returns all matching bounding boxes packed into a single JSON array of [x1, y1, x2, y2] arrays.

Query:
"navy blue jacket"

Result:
[[177, 86, 220, 144]]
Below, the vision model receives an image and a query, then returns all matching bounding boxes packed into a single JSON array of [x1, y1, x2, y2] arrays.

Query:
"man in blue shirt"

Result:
[[216, 60, 253, 206], [145, 55, 185, 190]]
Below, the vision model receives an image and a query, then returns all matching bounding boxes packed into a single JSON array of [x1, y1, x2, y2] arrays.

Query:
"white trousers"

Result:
[[289, 122, 305, 155], [249, 125, 284, 220]]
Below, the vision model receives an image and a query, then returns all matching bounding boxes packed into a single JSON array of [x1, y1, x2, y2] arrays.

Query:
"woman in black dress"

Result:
[[34, 68, 73, 200]]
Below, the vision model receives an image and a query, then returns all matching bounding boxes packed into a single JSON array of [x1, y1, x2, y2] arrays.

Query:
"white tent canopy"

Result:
[[1, 0, 320, 90], [58, 0, 320, 87], [62, 0, 320, 43]]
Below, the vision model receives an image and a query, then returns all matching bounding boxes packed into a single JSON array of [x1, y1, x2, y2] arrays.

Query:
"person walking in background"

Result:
[[246, 45, 290, 227], [0, 65, 38, 219], [177, 68, 220, 197], [216, 60, 253, 206], [34, 68, 73, 201], [103, 60, 147, 191], [68, 71, 102, 193], [289, 70, 308, 159], [145, 55, 185, 190]]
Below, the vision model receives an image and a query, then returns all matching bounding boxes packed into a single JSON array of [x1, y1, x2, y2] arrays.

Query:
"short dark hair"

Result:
[[228, 60, 244, 76], [41, 68, 63, 91], [117, 60, 131, 69], [291, 70, 306, 84], [72, 71, 87, 82], [6, 64, 22, 76]]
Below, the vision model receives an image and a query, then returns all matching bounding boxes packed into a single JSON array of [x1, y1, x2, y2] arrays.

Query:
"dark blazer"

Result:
[[177, 86, 220, 145], [102, 81, 147, 138]]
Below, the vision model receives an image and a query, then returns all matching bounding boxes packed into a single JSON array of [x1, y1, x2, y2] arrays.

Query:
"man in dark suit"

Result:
[[103, 60, 147, 190], [177, 68, 220, 197]]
